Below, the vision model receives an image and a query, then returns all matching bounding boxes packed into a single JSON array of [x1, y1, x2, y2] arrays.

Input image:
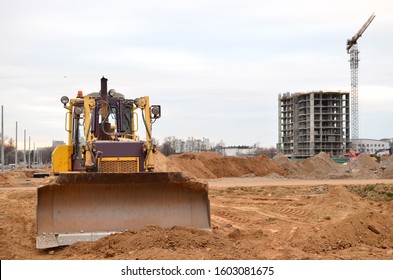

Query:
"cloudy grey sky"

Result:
[[1, 0, 392, 148]]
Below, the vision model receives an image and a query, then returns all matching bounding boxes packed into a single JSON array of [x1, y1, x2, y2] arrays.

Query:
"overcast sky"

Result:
[[1, 0, 392, 148]]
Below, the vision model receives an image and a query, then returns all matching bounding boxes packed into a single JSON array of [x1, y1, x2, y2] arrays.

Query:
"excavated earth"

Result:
[[1, 152, 393, 260]]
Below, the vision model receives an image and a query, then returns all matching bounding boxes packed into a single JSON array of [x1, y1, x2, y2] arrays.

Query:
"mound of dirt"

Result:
[[308, 186, 365, 221], [348, 154, 379, 171], [347, 154, 380, 179], [59, 226, 251, 260], [202, 155, 286, 178], [154, 151, 287, 179], [298, 210, 393, 257], [381, 155, 393, 169], [0, 170, 37, 187], [153, 150, 170, 172], [293, 152, 346, 179], [165, 152, 218, 178], [290, 186, 393, 257], [380, 155, 393, 179], [273, 153, 297, 174]]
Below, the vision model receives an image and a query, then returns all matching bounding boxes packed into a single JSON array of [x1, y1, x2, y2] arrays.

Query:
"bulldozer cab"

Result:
[[37, 77, 211, 249], [70, 92, 132, 171], [53, 77, 160, 173]]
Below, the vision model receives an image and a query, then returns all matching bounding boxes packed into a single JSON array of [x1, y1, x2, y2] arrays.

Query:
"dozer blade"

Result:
[[36, 172, 210, 249]]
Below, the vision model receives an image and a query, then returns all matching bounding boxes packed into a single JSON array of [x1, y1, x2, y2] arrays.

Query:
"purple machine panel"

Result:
[[93, 140, 145, 172]]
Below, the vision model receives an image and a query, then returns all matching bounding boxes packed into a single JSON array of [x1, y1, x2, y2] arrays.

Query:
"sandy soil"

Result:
[[1, 167, 393, 260]]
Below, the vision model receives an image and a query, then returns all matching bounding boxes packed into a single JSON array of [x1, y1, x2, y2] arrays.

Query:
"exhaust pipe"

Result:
[[101, 76, 108, 100], [99, 77, 111, 140]]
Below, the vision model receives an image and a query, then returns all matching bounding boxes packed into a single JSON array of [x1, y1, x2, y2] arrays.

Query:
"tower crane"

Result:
[[347, 13, 375, 149]]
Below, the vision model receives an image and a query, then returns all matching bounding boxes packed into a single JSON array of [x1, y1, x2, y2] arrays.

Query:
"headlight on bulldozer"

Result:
[[74, 106, 84, 115], [61, 96, 69, 106], [108, 89, 116, 97], [151, 105, 161, 119]]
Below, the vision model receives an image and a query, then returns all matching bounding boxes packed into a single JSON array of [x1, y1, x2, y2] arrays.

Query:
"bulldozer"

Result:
[[36, 77, 211, 249]]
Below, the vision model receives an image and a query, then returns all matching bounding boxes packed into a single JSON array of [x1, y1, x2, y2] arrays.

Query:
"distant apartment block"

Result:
[[278, 91, 350, 158], [352, 138, 392, 155]]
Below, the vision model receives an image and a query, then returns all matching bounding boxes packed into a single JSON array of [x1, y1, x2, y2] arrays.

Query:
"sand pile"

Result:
[[291, 186, 393, 255], [347, 154, 380, 179], [348, 153, 379, 171], [380, 155, 393, 169], [293, 152, 346, 179], [272, 152, 297, 174], [299, 209, 393, 255], [380, 155, 393, 179], [0, 170, 32, 187], [381, 155, 393, 168], [200, 154, 286, 178], [153, 150, 170, 171], [154, 151, 286, 179], [60, 225, 250, 260], [155, 152, 218, 178], [308, 186, 365, 220]]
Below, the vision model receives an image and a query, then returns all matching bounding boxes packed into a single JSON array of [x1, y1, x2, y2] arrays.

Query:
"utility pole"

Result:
[[1, 105, 4, 172], [28, 136, 31, 168], [347, 13, 375, 150], [24, 129, 26, 168], [15, 121, 18, 169]]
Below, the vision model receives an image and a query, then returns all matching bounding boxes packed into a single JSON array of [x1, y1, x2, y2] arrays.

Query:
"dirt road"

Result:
[[1, 170, 393, 260]]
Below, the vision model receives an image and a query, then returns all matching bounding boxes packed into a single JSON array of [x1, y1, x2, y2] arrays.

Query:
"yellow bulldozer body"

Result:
[[52, 145, 73, 173]]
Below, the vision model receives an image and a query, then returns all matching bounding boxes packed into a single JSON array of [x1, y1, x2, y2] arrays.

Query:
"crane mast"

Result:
[[347, 13, 375, 150]]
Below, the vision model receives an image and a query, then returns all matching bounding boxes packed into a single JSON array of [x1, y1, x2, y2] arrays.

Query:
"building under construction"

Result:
[[278, 91, 350, 158]]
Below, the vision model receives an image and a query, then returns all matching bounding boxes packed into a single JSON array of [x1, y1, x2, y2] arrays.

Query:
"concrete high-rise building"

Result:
[[278, 91, 350, 158]]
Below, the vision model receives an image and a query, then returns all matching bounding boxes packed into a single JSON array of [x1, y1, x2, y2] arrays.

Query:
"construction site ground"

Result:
[[1, 152, 393, 260]]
